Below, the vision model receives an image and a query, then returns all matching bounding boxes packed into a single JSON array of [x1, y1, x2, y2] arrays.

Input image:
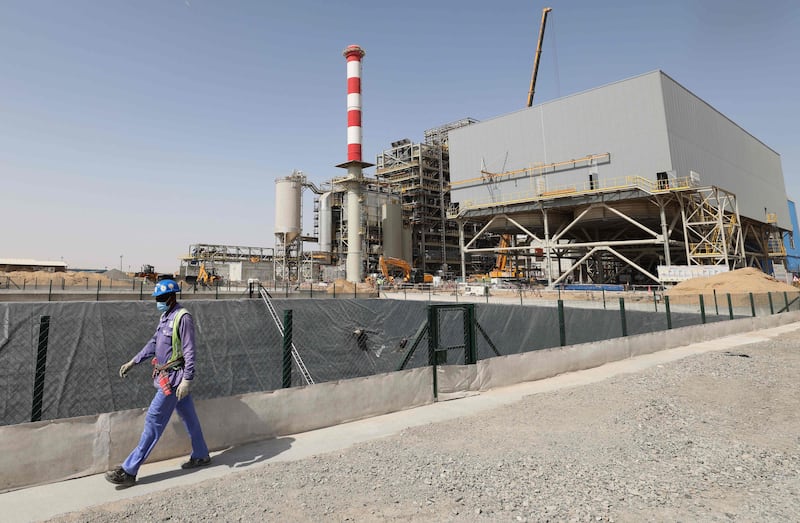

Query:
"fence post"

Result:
[[768, 292, 774, 315], [282, 310, 293, 388], [713, 289, 719, 315], [31, 316, 51, 422], [664, 295, 672, 329], [784, 291, 789, 312], [602, 288, 606, 309], [285, 280, 289, 298], [727, 293, 734, 320], [354, 282, 357, 299], [465, 304, 477, 364], [310, 282, 313, 299], [653, 288, 658, 312], [558, 299, 566, 346], [48, 280, 52, 302], [619, 297, 627, 337], [519, 287, 523, 306], [215, 282, 219, 300], [132, 278, 136, 291], [62, 278, 65, 290], [139, 281, 144, 300], [699, 295, 706, 324], [427, 305, 440, 400], [749, 293, 756, 317], [96, 280, 101, 301]]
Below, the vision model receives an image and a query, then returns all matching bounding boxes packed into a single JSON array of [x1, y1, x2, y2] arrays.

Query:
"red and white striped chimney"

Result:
[[343, 44, 365, 162]]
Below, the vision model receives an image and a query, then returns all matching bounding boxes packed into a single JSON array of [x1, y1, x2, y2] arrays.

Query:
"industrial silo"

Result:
[[274, 175, 303, 243], [382, 200, 402, 259], [318, 192, 333, 253]]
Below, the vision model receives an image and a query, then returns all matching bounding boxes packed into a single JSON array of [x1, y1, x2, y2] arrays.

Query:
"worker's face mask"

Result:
[[156, 301, 170, 313]]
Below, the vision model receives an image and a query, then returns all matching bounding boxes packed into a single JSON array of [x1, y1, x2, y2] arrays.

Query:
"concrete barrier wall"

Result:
[[473, 310, 800, 392], [0, 366, 433, 492]]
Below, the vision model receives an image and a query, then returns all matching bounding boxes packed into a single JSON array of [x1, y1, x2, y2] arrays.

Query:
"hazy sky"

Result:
[[2, 0, 798, 273]]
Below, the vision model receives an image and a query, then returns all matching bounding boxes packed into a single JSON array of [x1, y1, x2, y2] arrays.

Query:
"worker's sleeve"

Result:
[[132, 332, 157, 364], [178, 312, 197, 381]]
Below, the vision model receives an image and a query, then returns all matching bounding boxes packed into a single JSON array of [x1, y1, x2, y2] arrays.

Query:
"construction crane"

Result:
[[526, 6, 552, 108], [489, 234, 523, 278]]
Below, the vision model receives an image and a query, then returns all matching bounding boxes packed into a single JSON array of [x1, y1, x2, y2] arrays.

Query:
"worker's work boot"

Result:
[[181, 456, 211, 469], [105, 466, 136, 487]]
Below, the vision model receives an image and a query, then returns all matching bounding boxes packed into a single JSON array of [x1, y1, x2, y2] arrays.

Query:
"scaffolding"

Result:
[[375, 118, 478, 274]]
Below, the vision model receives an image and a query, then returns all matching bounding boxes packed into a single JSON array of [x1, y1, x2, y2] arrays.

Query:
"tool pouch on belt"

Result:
[[151, 356, 185, 395]]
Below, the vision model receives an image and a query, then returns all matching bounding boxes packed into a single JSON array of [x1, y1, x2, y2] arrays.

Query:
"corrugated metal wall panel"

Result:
[[449, 71, 673, 205], [660, 73, 789, 227]]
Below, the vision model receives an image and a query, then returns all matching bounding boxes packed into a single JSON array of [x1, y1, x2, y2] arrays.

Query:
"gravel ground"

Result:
[[49, 329, 800, 522]]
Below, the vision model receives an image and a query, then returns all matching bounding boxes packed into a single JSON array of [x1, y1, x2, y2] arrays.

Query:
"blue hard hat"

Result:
[[152, 279, 180, 297]]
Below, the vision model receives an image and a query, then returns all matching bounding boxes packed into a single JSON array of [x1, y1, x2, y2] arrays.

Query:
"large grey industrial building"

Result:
[[447, 70, 790, 285]]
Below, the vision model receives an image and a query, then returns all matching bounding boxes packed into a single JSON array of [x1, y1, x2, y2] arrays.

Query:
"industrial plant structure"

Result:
[[198, 46, 790, 289], [446, 70, 790, 286]]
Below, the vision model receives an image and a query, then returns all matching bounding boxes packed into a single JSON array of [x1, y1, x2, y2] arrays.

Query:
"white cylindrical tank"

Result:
[[275, 175, 302, 243], [319, 192, 333, 252], [382, 201, 402, 259]]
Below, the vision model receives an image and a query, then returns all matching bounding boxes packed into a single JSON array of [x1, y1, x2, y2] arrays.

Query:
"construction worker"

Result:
[[105, 279, 211, 487]]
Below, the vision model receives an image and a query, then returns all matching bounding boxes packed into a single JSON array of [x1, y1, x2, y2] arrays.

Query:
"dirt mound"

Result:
[[327, 279, 377, 296], [666, 267, 796, 296], [0, 270, 112, 286]]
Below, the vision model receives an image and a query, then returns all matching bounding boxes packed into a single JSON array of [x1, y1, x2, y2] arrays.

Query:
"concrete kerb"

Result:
[[3, 310, 800, 493], [0, 366, 434, 493]]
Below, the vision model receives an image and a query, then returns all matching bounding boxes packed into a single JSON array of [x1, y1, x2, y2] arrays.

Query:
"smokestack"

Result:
[[343, 44, 365, 162], [336, 44, 373, 284]]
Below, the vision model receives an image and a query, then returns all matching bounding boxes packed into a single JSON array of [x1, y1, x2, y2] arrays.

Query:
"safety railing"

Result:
[[454, 175, 697, 214]]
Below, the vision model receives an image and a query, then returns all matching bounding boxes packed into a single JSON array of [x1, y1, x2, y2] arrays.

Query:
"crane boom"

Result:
[[526, 6, 552, 108]]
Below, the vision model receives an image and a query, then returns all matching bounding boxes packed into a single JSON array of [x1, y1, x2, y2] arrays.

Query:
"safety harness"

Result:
[[152, 308, 189, 375]]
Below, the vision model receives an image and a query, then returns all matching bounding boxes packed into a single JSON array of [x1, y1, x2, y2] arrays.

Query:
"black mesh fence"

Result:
[[2, 289, 799, 426]]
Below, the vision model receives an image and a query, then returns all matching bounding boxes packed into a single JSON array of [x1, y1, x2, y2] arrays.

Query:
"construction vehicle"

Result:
[[489, 235, 524, 278], [134, 264, 159, 283], [378, 256, 433, 284], [185, 263, 222, 287]]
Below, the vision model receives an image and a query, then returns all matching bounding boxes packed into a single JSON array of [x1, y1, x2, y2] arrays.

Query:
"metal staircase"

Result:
[[258, 286, 314, 385]]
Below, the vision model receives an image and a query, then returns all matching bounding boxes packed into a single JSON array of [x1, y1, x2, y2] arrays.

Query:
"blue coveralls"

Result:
[[121, 304, 209, 477]]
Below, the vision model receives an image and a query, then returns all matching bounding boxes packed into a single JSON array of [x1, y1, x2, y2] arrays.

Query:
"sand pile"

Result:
[[666, 267, 796, 296], [0, 270, 138, 287], [326, 278, 377, 296]]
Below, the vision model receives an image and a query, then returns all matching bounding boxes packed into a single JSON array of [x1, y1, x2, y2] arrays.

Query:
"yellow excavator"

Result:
[[185, 263, 222, 287], [378, 256, 433, 284]]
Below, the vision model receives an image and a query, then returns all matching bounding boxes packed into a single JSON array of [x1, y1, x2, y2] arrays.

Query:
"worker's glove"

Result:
[[176, 379, 192, 400], [118, 359, 136, 378]]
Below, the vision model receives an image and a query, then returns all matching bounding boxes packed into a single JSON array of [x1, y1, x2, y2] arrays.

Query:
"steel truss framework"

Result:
[[454, 181, 782, 287]]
